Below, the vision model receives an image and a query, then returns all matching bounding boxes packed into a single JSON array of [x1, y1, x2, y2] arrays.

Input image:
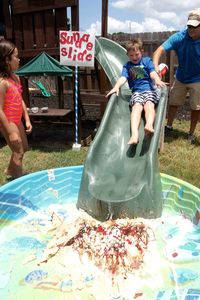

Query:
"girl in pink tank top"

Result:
[[0, 39, 32, 179], [3, 78, 23, 125]]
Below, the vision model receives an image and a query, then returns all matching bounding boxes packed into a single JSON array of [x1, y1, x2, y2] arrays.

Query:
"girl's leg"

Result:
[[128, 103, 143, 144], [18, 121, 29, 152], [1, 122, 28, 178], [143, 101, 155, 134]]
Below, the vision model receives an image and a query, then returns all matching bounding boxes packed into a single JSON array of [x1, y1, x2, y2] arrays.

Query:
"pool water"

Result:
[[0, 166, 199, 300]]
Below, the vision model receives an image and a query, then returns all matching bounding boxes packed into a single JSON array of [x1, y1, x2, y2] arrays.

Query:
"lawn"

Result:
[[0, 119, 199, 188]]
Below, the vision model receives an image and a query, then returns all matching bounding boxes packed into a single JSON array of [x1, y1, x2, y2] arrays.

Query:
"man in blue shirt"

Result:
[[153, 8, 200, 144]]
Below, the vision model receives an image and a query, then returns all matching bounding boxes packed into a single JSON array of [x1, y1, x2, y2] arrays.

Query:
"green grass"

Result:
[[0, 119, 199, 188], [159, 119, 200, 188]]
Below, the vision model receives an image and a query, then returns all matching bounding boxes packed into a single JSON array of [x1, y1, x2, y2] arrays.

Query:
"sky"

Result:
[[79, 0, 200, 35]]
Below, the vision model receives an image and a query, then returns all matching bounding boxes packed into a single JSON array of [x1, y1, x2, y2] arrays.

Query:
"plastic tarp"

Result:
[[16, 52, 72, 77]]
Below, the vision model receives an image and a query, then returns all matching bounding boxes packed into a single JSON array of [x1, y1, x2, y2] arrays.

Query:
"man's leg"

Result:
[[188, 82, 200, 143], [166, 79, 187, 130], [166, 105, 178, 127], [189, 110, 200, 134], [188, 110, 200, 144]]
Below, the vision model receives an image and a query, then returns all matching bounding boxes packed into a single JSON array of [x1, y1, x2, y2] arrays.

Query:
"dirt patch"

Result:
[[28, 120, 97, 149]]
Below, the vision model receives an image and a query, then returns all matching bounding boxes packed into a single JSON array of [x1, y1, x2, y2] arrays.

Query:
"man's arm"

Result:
[[153, 45, 166, 75]]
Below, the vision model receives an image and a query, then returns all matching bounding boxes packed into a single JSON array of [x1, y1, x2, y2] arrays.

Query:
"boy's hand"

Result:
[[106, 86, 120, 98], [154, 78, 167, 88]]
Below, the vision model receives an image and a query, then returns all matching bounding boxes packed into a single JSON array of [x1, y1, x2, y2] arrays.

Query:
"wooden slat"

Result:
[[44, 10, 56, 48], [71, 4, 79, 30], [55, 8, 67, 31], [34, 12, 45, 48], [55, 8, 68, 46], [57, 77, 64, 108], [13, 15, 23, 50], [12, 0, 78, 14], [2, 0, 13, 39], [19, 48, 59, 57], [22, 15, 34, 49], [86, 68, 92, 90]]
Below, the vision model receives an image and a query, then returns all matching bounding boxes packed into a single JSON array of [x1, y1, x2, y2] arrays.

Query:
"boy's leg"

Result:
[[128, 102, 143, 144], [1, 122, 28, 178], [143, 101, 155, 134]]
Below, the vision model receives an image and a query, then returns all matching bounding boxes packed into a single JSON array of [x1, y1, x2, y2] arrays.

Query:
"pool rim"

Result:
[[0, 166, 199, 195]]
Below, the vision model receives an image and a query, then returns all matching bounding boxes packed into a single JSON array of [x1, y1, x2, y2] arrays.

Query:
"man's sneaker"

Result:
[[188, 133, 196, 145], [165, 125, 173, 135]]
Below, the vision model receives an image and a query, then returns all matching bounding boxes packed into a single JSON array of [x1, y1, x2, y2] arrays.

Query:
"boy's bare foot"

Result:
[[128, 135, 139, 145], [144, 125, 154, 134]]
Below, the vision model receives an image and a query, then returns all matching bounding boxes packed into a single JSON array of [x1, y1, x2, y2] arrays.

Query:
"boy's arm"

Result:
[[106, 76, 127, 98], [150, 71, 166, 88]]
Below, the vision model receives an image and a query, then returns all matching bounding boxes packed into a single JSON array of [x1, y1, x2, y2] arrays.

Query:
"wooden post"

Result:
[[20, 77, 30, 107], [98, 0, 108, 94], [57, 76, 64, 108], [169, 50, 176, 88], [102, 0, 108, 37]]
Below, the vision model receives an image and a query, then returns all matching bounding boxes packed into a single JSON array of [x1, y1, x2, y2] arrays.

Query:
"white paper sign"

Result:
[[59, 31, 95, 67]]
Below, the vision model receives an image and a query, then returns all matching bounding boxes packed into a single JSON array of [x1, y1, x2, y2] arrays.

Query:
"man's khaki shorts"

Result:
[[169, 79, 200, 110]]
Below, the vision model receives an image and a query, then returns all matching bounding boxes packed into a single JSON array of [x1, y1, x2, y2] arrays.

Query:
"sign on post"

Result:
[[59, 31, 95, 67], [59, 31, 95, 149]]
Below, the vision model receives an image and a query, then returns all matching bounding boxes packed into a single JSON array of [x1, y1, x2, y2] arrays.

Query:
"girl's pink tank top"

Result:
[[3, 78, 23, 125]]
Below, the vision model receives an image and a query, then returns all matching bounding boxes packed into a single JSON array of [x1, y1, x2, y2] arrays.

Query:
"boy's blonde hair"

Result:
[[126, 38, 143, 53]]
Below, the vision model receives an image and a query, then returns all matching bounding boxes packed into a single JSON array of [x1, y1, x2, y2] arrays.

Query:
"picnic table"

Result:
[[28, 108, 72, 118]]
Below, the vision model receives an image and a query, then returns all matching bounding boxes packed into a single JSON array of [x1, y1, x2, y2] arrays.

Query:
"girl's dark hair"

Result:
[[0, 39, 16, 78]]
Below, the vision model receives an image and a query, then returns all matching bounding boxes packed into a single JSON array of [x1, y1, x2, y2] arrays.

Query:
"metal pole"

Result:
[[72, 65, 81, 150]]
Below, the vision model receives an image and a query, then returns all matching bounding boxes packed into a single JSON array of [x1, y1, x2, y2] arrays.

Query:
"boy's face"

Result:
[[127, 49, 142, 64]]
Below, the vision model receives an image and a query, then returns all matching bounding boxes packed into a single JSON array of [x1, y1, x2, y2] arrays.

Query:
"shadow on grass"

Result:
[[164, 128, 200, 146]]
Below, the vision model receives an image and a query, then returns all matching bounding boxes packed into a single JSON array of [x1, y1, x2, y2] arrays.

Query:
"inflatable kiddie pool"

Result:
[[0, 166, 199, 300]]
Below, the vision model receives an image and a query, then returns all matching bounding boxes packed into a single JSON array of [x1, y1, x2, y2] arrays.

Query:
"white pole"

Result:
[[72, 65, 81, 150]]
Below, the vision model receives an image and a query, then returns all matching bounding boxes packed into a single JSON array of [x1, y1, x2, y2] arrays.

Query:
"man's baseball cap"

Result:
[[187, 8, 200, 27]]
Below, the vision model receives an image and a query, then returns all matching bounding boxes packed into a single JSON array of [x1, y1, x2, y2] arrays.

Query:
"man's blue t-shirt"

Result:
[[162, 29, 200, 83], [121, 57, 156, 92]]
